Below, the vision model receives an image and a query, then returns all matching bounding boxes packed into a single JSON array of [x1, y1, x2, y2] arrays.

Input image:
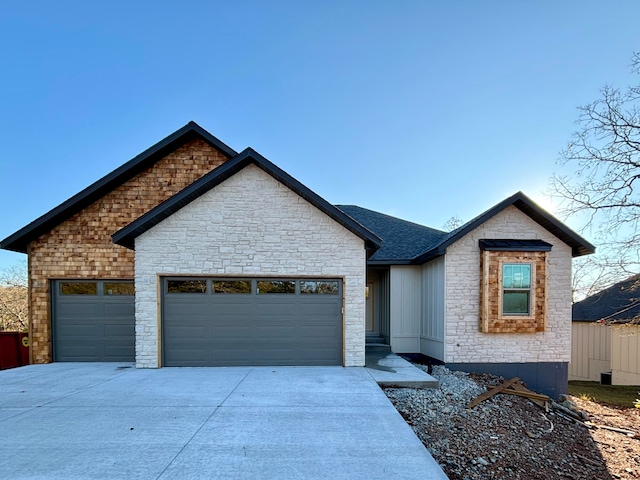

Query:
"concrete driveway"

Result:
[[0, 363, 447, 479]]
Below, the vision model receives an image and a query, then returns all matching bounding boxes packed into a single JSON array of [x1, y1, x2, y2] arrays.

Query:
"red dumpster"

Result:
[[0, 332, 30, 370]]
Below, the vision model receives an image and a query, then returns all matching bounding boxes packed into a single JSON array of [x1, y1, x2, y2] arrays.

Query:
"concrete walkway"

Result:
[[365, 348, 439, 388], [0, 363, 447, 479]]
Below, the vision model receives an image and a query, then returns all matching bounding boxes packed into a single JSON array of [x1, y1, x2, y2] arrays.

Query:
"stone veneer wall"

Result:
[[134, 164, 367, 368], [28, 139, 229, 363], [444, 205, 572, 364]]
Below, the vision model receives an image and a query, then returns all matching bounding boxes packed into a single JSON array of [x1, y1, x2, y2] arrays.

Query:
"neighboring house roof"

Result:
[[112, 148, 383, 252], [412, 191, 595, 264], [336, 205, 447, 264], [573, 274, 640, 323], [0, 122, 237, 253]]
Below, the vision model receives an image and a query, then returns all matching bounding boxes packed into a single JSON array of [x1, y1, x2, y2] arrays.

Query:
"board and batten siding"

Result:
[[420, 256, 445, 361], [570, 323, 640, 385], [134, 164, 367, 368], [569, 322, 611, 382], [388, 259, 446, 357], [389, 266, 422, 352], [611, 325, 640, 385]]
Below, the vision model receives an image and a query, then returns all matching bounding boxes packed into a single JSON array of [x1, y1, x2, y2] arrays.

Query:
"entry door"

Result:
[[366, 283, 375, 332]]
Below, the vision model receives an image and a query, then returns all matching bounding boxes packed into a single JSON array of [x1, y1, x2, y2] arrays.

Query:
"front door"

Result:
[[365, 282, 374, 332]]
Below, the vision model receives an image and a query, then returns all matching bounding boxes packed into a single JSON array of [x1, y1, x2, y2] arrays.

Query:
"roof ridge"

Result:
[[412, 191, 596, 264], [335, 204, 446, 235]]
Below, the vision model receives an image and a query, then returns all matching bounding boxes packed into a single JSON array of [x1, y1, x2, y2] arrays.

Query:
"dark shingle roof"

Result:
[[340, 192, 595, 265], [335, 205, 447, 263], [572, 275, 640, 323]]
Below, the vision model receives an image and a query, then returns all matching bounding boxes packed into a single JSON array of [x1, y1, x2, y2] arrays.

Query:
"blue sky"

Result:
[[0, 1, 638, 270]]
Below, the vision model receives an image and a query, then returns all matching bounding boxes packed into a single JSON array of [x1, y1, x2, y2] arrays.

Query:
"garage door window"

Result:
[[301, 281, 339, 294], [60, 282, 98, 295], [104, 282, 135, 295], [213, 280, 251, 294], [163, 278, 343, 296], [167, 280, 207, 293], [257, 280, 295, 294]]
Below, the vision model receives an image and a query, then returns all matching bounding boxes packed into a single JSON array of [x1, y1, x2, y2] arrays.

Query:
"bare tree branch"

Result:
[[550, 53, 640, 298], [0, 262, 28, 331], [442, 216, 463, 231]]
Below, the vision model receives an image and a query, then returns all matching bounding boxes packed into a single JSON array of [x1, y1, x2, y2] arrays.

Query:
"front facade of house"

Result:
[[1, 123, 594, 398], [344, 200, 592, 397], [131, 163, 370, 367], [388, 206, 573, 395]]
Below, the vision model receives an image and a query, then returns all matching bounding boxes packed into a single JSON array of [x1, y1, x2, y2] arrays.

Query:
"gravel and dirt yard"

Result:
[[384, 365, 640, 480]]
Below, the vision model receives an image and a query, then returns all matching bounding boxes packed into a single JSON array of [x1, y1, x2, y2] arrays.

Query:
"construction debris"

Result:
[[467, 377, 551, 410], [466, 376, 521, 408]]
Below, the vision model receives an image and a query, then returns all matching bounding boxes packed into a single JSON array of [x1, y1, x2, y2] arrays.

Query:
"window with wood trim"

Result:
[[479, 240, 550, 333], [502, 263, 531, 315]]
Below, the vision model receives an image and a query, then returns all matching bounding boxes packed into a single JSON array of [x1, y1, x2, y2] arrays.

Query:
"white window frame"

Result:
[[499, 261, 535, 318]]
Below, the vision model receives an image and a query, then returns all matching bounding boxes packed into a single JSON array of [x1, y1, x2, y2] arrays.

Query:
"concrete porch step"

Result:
[[365, 343, 391, 350], [365, 347, 439, 389], [365, 334, 387, 345]]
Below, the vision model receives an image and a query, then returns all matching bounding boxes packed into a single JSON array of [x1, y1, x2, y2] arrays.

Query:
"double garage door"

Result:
[[162, 278, 344, 366], [52, 277, 343, 366]]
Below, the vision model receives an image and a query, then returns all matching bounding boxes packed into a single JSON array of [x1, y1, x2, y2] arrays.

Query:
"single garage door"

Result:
[[162, 278, 343, 366], [52, 280, 135, 362]]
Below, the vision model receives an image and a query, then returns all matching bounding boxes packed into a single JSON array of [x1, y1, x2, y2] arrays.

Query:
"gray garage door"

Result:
[[162, 278, 343, 366], [53, 280, 135, 362]]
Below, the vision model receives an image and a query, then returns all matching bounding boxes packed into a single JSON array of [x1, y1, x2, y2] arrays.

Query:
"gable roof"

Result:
[[336, 205, 447, 264], [112, 148, 383, 252], [573, 274, 640, 323], [337, 192, 594, 266], [412, 191, 595, 264], [0, 122, 237, 253]]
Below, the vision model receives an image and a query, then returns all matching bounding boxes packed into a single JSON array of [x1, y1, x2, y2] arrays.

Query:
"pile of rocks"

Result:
[[385, 365, 618, 480]]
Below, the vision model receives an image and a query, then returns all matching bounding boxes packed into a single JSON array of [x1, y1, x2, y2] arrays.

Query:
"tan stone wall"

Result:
[[479, 250, 547, 334], [28, 139, 230, 363], [135, 165, 367, 367], [444, 205, 573, 364]]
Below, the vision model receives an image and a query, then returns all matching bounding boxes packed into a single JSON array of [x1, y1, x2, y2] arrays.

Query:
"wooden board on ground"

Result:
[[467, 377, 520, 409]]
